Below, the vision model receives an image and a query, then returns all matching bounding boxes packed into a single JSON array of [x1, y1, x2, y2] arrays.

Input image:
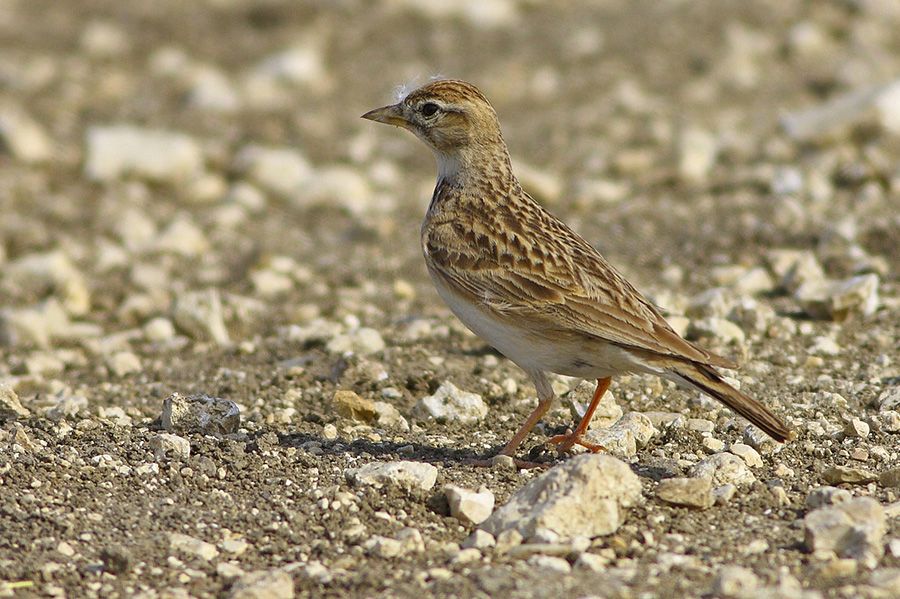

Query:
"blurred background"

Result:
[[1, 1, 899, 596]]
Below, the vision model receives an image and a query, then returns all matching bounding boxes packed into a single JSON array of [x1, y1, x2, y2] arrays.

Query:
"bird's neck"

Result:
[[433, 142, 516, 191]]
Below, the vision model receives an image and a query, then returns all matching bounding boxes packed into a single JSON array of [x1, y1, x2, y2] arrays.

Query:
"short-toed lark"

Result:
[[363, 79, 791, 464]]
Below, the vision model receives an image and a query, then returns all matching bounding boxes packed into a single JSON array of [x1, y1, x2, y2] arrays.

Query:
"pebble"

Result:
[[808, 336, 842, 357], [806, 486, 852, 510], [413, 382, 487, 423], [461, 529, 496, 550], [656, 477, 714, 509], [229, 568, 294, 599], [143, 317, 176, 342], [160, 393, 241, 435], [880, 468, 900, 488], [152, 217, 209, 257], [364, 529, 425, 558], [302, 165, 375, 215], [843, 418, 870, 439], [875, 79, 900, 134], [563, 379, 622, 428], [444, 485, 495, 525], [689, 317, 746, 345], [0, 104, 52, 163], [480, 454, 642, 541], [804, 497, 886, 568], [173, 289, 231, 346], [150, 433, 191, 461], [690, 453, 756, 487], [712, 565, 759, 597], [188, 67, 241, 113], [169, 532, 219, 561], [372, 401, 409, 431], [333, 390, 378, 423], [794, 274, 880, 321], [743, 426, 779, 454], [767, 249, 825, 293], [326, 327, 385, 356], [233, 144, 312, 199], [527, 554, 571, 574], [677, 127, 718, 183], [877, 387, 900, 412], [729, 443, 763, 468], [106, 351, 142, 377], [0, 381, 29, 420], [252, 45, 326, 87], [85, 125, 204, 183], [346, 460, 438, 491], [7, 250, 91, 316], [822, 465, 878, 485], [702, 437, 726, 453]]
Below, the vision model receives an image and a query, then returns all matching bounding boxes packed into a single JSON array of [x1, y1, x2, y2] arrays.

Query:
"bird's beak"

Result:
[[361, 103, 409, 128]]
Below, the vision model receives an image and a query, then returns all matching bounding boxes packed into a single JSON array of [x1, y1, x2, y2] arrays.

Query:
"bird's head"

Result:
[[362, 79, 505, 166]]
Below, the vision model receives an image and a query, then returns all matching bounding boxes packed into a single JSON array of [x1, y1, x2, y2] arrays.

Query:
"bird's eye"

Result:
[[420, 102, 440, 117]]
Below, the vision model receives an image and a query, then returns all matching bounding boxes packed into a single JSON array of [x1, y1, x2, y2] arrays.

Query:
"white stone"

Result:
[[480, 454, 642, 541], [346, 461, 438, 491], [563, 380, 622, 429], [690, 453, 756, 487], [444, 485, 495, 525], [0, 381, 29, 420], [527, 555, 571, 573], [372, 401, 409, 431], [806, 486, 852, 510], [151, 433, 191, 461], [729, 443, 763, 468], [804, 497, 885, 568], [85, 126, 204, 183], [169, 532, 218, 561], [0, 105, 52, 163], [173, 289, 230, 346], [106, 351, 142, 377], [326, 327, 385, 356], [152, 217, 209, 257], [233, 145, 312, 199], [302, 166, 374, 215], [188, 67, 241, 113], [229, 569, 293, 599], [767, 249, 825, 293], [656, 477, 714, 509], [689, 317, 745, 345], [795, 274, 879, 320], [7, 250, 91, 316], [877, 387, 900, 412], [253, 45, 326, 86], [461, 529, 495, 550], [161, 393, 241, 435], [678, 127, 718, 182], [143, 317, 176, 342], [414, 382, 487, 424], [876, 79, 900, 134], [712, 566, 759, 597]]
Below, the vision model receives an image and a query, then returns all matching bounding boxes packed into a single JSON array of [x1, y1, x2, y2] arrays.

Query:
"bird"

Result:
[[362, 79, 792, 466]]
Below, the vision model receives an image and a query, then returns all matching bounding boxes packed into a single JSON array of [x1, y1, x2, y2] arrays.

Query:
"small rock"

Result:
[[712, 565, 759, 597], [461, 529, 495, 550], [689, 317, 745, 345], [326, 327, 385, 356], [562, 380, 622, 428], [822, 465, 878, 485], [804, 497, 886, 568], [160, 393, 241, 435], [877, 387, 900, 412], [106, 351, 141, 377], [253, 45, 326, 87], [871, 568, 900, 595], [153, 217, 209, 257], [690, 453, 756, 487], [85, 126, 204, 183], [364, 528, 424, 558], [678, 127, 718, 183], [346, 461, 438, 491], [302, 166, 374, 215], [527, 554, 571, 573], [875, 79, 900, 134], [0, 104, 52, 163], [713, 483, 737, 504], [729, 443, 763, 468], [702, 437, 726, 453], [743, 426, 779, 454], [0, 381, 29, 420], [843, 418, 870, 439], [372, 401, 409, 431], [333, 390, 377, 423], [229, 568, 293, 599], [99, 545, 132, 575], [233, 145, 312, 199], [444, 485, 495, 525], [880, 468, 900, 488], [767, 249, 825, 293], [144, 317, 176, 342], [656, 477, 714, 509], [795, 274, 879, 321], [687, 418, 715, 434], [173, 289, 230, 346], [169, 532, 218, 561], [414, 382, 487, 424], [808, 336, 842, 356], [806, 486, 852, 510], [150, 433, 191, 461], [480, 454, 642, 542]]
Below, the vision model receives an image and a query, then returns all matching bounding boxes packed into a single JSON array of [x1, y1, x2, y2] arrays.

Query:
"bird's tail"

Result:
[[668, 361, 793, 443]]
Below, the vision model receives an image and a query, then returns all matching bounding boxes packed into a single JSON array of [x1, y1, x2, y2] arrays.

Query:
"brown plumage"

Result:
[[363, 79, 792, 464]]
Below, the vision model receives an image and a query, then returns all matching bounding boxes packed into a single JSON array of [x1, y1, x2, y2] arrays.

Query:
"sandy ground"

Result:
[[1, 1, 899, 597]]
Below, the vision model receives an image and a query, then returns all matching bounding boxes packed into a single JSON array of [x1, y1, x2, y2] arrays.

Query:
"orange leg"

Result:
[[548, 377, 611, 454]]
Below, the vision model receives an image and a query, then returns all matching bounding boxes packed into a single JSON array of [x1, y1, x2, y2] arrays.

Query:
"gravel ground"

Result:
[[1, 1, 899, 598]]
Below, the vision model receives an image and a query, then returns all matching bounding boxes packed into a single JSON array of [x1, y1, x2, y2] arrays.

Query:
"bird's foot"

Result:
[[547, 429, 606, 455]]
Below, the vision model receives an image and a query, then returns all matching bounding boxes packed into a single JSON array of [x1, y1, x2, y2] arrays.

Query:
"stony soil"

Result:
[[1, 1, 899, 598]]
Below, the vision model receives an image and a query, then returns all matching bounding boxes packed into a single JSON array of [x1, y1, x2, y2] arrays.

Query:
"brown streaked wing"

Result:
[[423, 204, 736, 369]]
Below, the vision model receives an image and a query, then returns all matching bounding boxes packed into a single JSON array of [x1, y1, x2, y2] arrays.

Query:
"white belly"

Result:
[[428, 270, 644, 379]]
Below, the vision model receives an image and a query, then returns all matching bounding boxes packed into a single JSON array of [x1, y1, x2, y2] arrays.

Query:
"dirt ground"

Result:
[[1, 1, 899, 597]]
